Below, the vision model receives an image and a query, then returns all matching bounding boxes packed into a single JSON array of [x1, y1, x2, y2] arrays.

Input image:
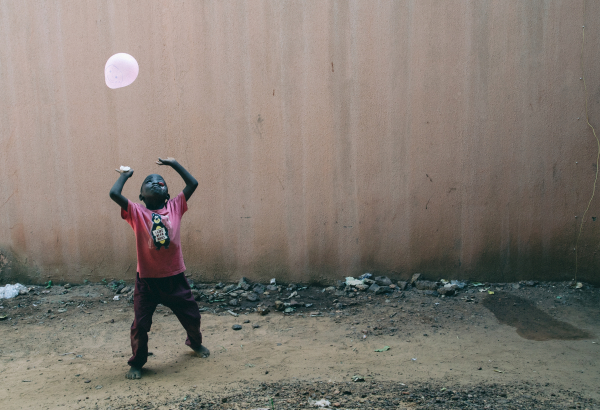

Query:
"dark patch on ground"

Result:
[[483, 292, 592, 341]]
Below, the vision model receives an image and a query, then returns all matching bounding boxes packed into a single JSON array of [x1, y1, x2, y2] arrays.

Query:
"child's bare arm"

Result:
[[109, 169, 134, 211], [156, 158, 198, 201]]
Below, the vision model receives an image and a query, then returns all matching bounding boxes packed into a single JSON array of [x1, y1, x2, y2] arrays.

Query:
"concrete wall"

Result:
[[1, 1, 599, 285]]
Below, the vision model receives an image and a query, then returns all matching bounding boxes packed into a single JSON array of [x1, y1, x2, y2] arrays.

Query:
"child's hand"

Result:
[[156, 157, 177, 166], [115, 167, 134, 178]]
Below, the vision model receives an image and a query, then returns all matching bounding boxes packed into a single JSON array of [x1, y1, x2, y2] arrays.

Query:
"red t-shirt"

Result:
[[121, 192, 188, 278]]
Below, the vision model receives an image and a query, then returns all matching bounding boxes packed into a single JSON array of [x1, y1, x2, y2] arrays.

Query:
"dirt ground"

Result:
[[0, 278, 599, 410]]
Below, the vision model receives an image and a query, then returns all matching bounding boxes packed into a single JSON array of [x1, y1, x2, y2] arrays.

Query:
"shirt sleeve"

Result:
[[121, 199, 134, 222]]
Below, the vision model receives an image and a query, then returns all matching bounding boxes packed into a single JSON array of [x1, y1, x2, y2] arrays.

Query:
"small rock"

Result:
[[424, 290, 439, 297], [84, 380, 91, 383], [355, 284, 370, 291], [410, 273, 422, 284], [232, 324, 242, 330], [252, 323, 260, 328], [368, 283, 381, 293], [275, 300, 285, 311], [63, 283, 72, 289], [362, 279, 375, 286], [119, 286, 131, 294], [397, 281, 409, 290], [512, 283, 520, 289], [238, 277, 251, 291], [525, 280, 538, 287], [437, 287, 455, 296], [374, 276, 392, 286], [257, 306, 270, 315], [215, 282, 225, 289], [253, 284, 266, 294], [228, 299, 239, 307], [223, 284, 237, 293], [246, 292, 259, 302], [266, 285, 278, 291]]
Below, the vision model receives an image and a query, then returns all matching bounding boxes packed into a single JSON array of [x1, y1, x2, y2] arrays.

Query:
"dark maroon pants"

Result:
[[128, 272, 202, 368]]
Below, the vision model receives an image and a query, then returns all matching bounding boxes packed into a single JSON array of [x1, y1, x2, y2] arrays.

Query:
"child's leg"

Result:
[[160, 273, 204, 352], [128, 273, 159, 372]]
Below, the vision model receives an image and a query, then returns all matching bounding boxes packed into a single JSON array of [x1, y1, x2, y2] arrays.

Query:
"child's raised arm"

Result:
[[109, 168, 134, 211], [156, 158, 198, 201]]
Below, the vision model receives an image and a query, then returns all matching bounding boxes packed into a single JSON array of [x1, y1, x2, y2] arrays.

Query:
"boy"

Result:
[[109, 157, 209, 380]]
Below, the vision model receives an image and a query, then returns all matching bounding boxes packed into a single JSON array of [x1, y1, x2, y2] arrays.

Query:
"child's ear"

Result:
[[165, 193, 170, 203]]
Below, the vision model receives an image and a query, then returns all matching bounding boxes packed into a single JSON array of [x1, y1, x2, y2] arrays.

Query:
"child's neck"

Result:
[[144, 200, 166, 211]]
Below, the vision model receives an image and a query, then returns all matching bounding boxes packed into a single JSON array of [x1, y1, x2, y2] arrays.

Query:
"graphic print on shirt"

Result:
[[150, 213, 170, 250]]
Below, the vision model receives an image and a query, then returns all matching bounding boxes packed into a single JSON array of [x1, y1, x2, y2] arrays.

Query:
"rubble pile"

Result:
[[328, 272, 469, 299], [0, 274, 591, 321]]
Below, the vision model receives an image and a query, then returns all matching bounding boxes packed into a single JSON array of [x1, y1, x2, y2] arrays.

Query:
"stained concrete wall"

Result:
[[1, 1, 599, 285]]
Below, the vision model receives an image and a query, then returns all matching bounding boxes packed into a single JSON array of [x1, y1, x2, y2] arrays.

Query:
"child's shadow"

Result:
[[139, 351, 208, 378]]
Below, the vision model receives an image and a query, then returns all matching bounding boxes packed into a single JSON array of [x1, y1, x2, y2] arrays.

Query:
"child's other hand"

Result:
[[156, 157, 177, 166], [115, 168, 134, 178]]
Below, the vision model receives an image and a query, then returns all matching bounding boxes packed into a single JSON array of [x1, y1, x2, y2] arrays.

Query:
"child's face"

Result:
[[140, 174, 169, 203]]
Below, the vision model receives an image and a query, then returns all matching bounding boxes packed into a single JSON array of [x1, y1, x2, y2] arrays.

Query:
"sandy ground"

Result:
[[0, 280, 598, 409]]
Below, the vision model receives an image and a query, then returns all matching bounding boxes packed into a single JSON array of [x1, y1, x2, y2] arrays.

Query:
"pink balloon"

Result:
[[105, 53, 139, 89]]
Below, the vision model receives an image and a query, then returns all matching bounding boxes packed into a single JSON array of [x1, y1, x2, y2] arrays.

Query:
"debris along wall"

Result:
[[0, 1, 599, 286]]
